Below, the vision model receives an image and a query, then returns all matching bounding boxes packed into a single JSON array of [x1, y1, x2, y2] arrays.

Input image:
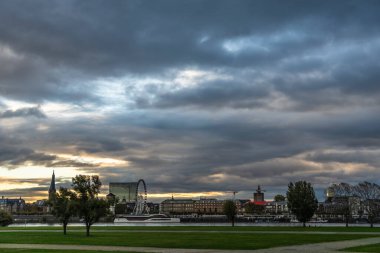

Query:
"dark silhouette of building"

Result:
[[254, 185, 265, 202], [48, 170, 56, 201]]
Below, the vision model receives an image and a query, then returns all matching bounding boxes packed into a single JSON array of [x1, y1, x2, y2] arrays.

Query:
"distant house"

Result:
[[160, 198, 195, 215], [265, 201, 288, 214], [0, 196, 25, 213], [160, 197, 245, 215]]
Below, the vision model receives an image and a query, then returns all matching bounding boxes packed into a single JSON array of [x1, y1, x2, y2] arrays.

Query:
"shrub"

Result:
[[0, 210, 13, 226]]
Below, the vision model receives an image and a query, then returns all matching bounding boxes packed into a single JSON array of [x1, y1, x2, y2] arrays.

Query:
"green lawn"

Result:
[[342, 243, 380, 252], [3, 225, 380, 233], [0, 231, 376, 250], [0, 250, 140, 253], [91, 225, 380, 233]]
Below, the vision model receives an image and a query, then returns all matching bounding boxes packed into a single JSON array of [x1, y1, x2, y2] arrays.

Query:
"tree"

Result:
[[353, 182, 380, 228], [72, 175, 109, 236], [274, 194, 286, 202], [51, 187, 77, 235], [287, 181, 318, 227], [223, 200, 237, 227], [329, 183, 356, 227], [0, 210, 13, 226]]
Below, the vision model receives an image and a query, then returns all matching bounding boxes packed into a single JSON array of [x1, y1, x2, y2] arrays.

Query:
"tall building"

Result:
[[254, 185, 264, 202], [48, 170, 56, 201], [109, 182, 138, 203]]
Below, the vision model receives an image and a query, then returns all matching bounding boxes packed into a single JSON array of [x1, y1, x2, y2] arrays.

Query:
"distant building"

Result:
[[146, 202, 160, 214], [0, 196, 25, 213], [160, 197, 244, 215], [253, 185, 265, 203], [194, 198, 225, 214], [32, 200, 50, 214], [318, 195, 362, 221], [265, 201, 289, 214], [48, 170, 56, 201], [109, 182, 138, 203], [160, 198, 195, 215], [243, 185, 267, 211]]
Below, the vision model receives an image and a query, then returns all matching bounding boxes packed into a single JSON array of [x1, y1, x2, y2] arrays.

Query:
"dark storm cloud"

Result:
[[0, 106, 46, 118], [0, 147, 55, 167], [74, 138, 126, 154], [1, 0, 380, 200], [152, 80, 270, 109], [0, 146, 96, 169], [0, 0, 379, 104], [4, 106, 380, 198], [2, 104, 380, 198]]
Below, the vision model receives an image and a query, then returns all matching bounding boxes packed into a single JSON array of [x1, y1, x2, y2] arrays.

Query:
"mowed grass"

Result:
[[0, 250, 140, 253], [342, 243, 380, 252], [92, 225, 380, 233], [3, 225, 380, 233], [0, 231, 377, 250]]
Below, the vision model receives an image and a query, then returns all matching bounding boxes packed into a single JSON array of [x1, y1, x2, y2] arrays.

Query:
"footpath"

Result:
[[0, 237, 379, 253]]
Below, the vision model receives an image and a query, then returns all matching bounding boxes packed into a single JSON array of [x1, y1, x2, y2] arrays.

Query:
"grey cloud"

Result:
[[75, 139, 126, 154], [0, 187, 47, 197], [0, 147, 55, 167], [4, 102, 380, 197], [152, 81, 270, 109], [1, 1, 380, 200], [49, 160, 97, 168], [0, 0, 379, 104], [0, 146, 96, 169], [305, 150, 380, 166], [0, 106, 46, 118]]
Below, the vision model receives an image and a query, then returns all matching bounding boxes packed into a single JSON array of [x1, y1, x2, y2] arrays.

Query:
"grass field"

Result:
[[2, 225, 380, 233], [0, 250, 139, 253], [0, 229, 377, 250], [342, 243, 380, 252]]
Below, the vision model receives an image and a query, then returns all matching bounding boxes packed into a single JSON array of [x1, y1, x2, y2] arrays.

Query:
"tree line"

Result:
[[223, 180, 380, 227], [327, 182, 380, 228]]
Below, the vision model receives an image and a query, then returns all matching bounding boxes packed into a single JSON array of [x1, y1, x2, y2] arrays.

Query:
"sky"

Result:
[[1, 0, 380, 202]]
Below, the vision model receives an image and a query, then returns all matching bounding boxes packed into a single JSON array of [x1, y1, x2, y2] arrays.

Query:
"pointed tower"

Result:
[[48, 170, 56, 201], [254, 185, 264, 202]]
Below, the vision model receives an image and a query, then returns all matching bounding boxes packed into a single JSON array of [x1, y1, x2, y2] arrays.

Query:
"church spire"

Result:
[[48, 170, 56, 201]]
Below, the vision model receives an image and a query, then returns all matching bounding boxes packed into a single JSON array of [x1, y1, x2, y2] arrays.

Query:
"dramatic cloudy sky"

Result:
[[1, 0, 380, 202]]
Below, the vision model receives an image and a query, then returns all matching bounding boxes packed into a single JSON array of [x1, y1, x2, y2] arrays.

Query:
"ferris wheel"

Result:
[[133, 179, 148, 215]]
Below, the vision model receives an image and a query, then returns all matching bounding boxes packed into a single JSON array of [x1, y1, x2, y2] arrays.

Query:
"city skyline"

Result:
[[1, 1, 380, 202]]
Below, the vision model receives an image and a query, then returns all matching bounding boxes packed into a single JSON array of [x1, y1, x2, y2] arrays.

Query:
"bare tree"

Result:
[[329, 183, 355, 227], [331, 183, 354, 196], [353, 182, 380, 228]]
